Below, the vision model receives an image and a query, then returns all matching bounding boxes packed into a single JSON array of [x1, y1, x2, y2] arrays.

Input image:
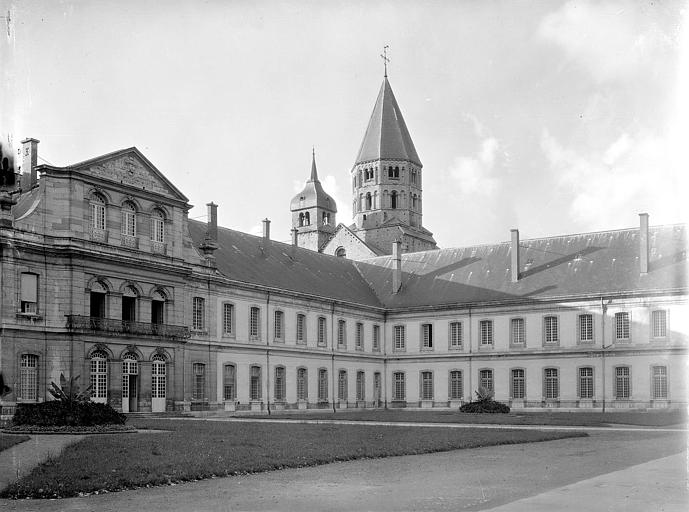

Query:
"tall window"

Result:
[[192, 363, 205, 400], [615, 366, 630, 399], [19, 354, 38, 401], [579, 314, 593, 343], [393, 372, 405, 400], [449, 370, 463, 400], [317, 316, 327, 346], [151, 291, 165, 325], [652, 366, 668, 399], [192, 297, 205, 331], [544, 368, 559, 399], [90, 281, 107, 319], [296, 314, 306, 344], [223, 303, 234, 336], [318, 369, 328, 401], [652, 311, 667, 338], [356, 371, 365, 401], [274, 366, 286, 401], [372, 325, 380, 351], [338, 370, 348, 401], [151, 210, 165, 243], [90, 350, 108, 402], [223, 364, 236, 401], [250, 365, 262, 401], [544, 316, 559, 344], [337, 320, 346, 348], [480, 320, 493, 346], [122, 287, 137, 322], [152, 355, 167, 400], [356, 323, 364, 349], [422, 324, 433, 349], [20, 273, 38, 314], [390, 191, 398, 208], [615, 312, 630, 341], [449, 321, 462, 349], [394, 325, 406, 351], [479, 369, 493, 391], [297, 368, 308, 400], [121, 202, 136, 237], [510, 318, 525, 345], [511, 369, 525, 399], [274, 311, 284, 341], [421, 371, 433, 400], [579, 367, 594, 399], [91, 195, 106, 230], [250, 307, 261, 339]]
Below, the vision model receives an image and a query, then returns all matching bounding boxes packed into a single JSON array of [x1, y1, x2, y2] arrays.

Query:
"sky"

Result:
[[2, 0, 687, 247]]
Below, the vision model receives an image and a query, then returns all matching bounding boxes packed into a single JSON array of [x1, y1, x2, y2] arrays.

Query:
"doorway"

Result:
[[121, 353, 139, 413]]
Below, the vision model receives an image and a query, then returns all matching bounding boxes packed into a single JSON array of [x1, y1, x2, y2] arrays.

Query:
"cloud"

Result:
[[448, 136, 500, 196], [321, 173, 352, 226]]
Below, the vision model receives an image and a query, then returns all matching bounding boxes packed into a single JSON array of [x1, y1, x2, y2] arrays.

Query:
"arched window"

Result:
[[152, 354, 167, 408], [121, 202, 136, 237], [19, 354, 38, 401], [394, 166, 400, 178], [373, 191, 378, 209], [91, 194, 106, 231], [365, 193, 372, 210], [391, 191, 398, 209], [304, 212, 310, 226], [223, 363, 236, 401], [90, 350, 108, 403], [297, 367, 308, 400], [299, 212, 304, 227], [412, 194, 417, 209], [151, 210, 165, 243], [335, 247, 346, 258], [274, 366, 286, 401], [151, 290, 165, 326], [121, 353, 139, 410], [122, 286, 137, 323], [322, 212, 330, 225], [250, 365, 262, 401], [90, 281, 107, 320]]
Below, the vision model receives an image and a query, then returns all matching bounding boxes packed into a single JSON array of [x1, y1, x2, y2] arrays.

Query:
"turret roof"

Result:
[[290, 152, 337, 212]]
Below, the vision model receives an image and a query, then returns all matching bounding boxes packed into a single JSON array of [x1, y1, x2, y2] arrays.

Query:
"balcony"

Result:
[[66, 315, 190, 339]]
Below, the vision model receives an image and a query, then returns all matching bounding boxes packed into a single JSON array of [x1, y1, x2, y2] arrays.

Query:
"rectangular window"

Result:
[[250, 365, 262, 401], [91, 201, 105, 230], [652, 366, 668, 399], [511, 369, 525, 399], [544, 316, 559, 344], [372, 325, 380, 351], [337, 320, 347, 348], [338, 370, 348, 401], [449, 321, 462, 349], [393, 372, 405, 400], [422, 324, 433, 350], [615, 366, 630, 399], [223, 364, 236, 400], [296, 314, 306, 344], [192, 297, 205, 331], [615, 312, 630, 341], [449, 370, 463, 400], [544, 368, 559, 399], [20, 273, 38, 314], [579, 367, 594, 399], [274, 367, 286, 401], [121, 206, 136, 237], [355, 323, 364, 349], [480, 320, 493, 346], [394, 325, 406, 351], [356, 371, 365, 401], [579, 314, 593, 343], [318, 317, 327, 346], [479, 369, 493, 391], [250, 307, 261, 339], [318, 369, 328, 401], [19, 354, 38, 401], [151, 212, 165, 243], [297, 368, 308, 400], [652, 311, 667, 338], [274, 311, 284, 341], [510, 318, 525, 345], [421, 371, 433, 400], [222, 303, 234, 336], [192, 363, 205, 400]]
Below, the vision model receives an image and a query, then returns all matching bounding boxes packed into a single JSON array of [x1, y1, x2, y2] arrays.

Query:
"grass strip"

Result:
[[1, 419, 586, 499], [0, 434, 30, 453]]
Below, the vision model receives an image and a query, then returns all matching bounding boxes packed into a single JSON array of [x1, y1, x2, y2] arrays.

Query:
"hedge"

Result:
[[13, 400, 126, 426]]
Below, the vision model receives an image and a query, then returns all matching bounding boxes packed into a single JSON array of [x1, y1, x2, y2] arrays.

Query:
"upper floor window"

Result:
[[449, 321, 462, 349], [222, 303, 234, 336], [390, 191, 398, 209], [651, 310, 667, 338], [479, 320, 493, 346], [337, 319, 347, 348], [392, 371, 405, 400], [543, 316, 559, 344], [422, 323, 433, 350], [579, 314, 593, 343], [411, 169, 417, 184], [121, 202, 136, 237], [479, 369, 493, 391], [335, 247, 346, 258], [89, 281, 107, 319], [355, 322, 364, 350], [19, 354, 38, 401], [372, 324, 380, 351], [510, 318, 525, 345], [91, 195, 106, 230], [151, 210, 165, 243], [121, 286, 137, 322], [192, 297, 205, 331], [615, 312, 630, 341], [151, 290, 165, 325], [250, 307, 261, 339], [394, 325, 406, 351], [365, 193, 372, 210], [388, 166, 400, 179], [20, 272, 38, 314], [274, 310, 284, 342], [317, 316, 327, 346], [322, 212, 330, 225], [296, 314, 306, 344]]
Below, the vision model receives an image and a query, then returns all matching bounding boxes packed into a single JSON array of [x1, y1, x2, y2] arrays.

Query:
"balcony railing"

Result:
[[66, 315, 190, 339]]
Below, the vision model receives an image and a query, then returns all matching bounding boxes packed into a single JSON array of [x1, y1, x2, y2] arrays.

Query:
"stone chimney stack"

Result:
[[511, 229, 520, 283], [262, 218, 271, 241], [639, 213, 649, 274], [392, 240, 402, 294], [291, 227, 298, 246], [21, 138, 40, 188], [206, 202, 218, 242]]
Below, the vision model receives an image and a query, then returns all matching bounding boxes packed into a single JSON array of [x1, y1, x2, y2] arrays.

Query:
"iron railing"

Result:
[[66, 315, 190, 339]]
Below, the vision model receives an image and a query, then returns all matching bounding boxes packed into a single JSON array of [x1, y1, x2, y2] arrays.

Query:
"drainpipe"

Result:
[[601, 297, 608, 414], [331, 302, 336, 413], [468, 307, 472, 402], [266, 291, 271, 415], [383, 311, 388, 410]]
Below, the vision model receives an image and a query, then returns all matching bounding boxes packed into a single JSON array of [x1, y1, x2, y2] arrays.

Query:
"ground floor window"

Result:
[[19, 354, 38, 401], [297, 368, 308, 400], [544, 368, 559, 399], [578, 367, 594, 399], [192, 363, 205, 400], [356, 371, 365, 401], [274, 366, 286, 401], [421, 371, 433, 400], [449, 370, 462, 400], [479, 369, 493, 391], [250, 365, 262, 401], [318, 369, 328, 401], [223, 364, 236, 401], [151, 355, 167, 399], [90, 350, 108, 402], [511, 369, 525, 399], [393, 372, 405, 401], [338, 370, 348, 401], [615, 366, 630, 399], [652, 366, 667, 399]]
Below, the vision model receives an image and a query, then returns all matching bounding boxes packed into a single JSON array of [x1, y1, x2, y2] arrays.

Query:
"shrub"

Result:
[[459, 387, 511, 414], [13, 400, 126, 426]]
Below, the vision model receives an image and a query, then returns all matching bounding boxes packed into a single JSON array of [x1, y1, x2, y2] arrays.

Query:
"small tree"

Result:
[[48, 373, 92, 403], [460, 386, 510, 414]]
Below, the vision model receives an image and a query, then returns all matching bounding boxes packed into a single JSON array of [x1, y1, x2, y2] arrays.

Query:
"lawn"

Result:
[[241, 408, 688, 427], [0, 434, 30, 452], [1, 419, 586, 499]]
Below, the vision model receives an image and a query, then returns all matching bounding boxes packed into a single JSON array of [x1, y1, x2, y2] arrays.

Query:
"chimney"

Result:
[[392, 240, 402, 294], [21, 138, 40, 188], [206, 202, 218, 242], [639, 213, 649, 274], [262, 218, 271, 240], [291, 227, 298, 246], [511, 229, 520, 282]]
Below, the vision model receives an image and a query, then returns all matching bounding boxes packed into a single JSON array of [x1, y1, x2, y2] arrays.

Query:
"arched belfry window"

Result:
[[365, 193, 372, 210], [299, 213, 304, 227], [322, 212, 330, 225], [304, 212, 310, 226], [391, 191, 398, 209]]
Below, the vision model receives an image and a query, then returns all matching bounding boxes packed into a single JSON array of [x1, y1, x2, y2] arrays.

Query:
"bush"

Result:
[[13, 400, 126, 426], [460, 400, 511, 414]]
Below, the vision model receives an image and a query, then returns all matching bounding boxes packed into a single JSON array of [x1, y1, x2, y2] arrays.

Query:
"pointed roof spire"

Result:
[[354, 77, 421, 167], [290, 149, 337, 213], [310, 146, 318, 182]]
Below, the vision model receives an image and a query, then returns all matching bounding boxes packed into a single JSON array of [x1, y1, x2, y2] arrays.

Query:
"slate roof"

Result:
[[354, 77, 421, 167], [290, 152, 337, 212], [187, 220, 381, 307]]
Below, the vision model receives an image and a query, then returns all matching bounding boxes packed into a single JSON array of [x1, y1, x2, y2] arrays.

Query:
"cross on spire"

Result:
[[380, 45, 390, 77]]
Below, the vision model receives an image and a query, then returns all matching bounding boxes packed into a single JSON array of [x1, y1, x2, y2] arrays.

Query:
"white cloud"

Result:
[[322, 173, 352, 226], [448, 136, 500, 195]]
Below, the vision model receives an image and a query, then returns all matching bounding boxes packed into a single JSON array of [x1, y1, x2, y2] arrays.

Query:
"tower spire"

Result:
[[380, 45, 389, 78], [310, 147, 318, 182]]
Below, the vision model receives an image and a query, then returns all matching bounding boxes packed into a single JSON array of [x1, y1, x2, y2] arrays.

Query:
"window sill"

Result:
[[420, 347, 434, 352], [221, 333, 235, 339], [478, 344, 494, 350], [448, 346, 463, 351], [509, 343, 526, 349], [355, 346, 364, 351], [273, 339, 285, 344]]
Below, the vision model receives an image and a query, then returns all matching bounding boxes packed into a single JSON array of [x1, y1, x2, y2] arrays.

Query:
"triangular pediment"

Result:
[[71, 147, 188, 202]]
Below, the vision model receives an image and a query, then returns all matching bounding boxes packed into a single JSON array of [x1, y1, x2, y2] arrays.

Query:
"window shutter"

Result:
[[21, 273, 38, 303]]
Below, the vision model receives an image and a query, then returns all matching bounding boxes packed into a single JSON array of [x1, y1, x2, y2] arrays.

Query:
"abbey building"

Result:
[[0, 74, 686, 418]]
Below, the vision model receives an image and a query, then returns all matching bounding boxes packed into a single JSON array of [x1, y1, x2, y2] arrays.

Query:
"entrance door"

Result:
[[121, 353, 139, 413], [128, 375, 138, 412]]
